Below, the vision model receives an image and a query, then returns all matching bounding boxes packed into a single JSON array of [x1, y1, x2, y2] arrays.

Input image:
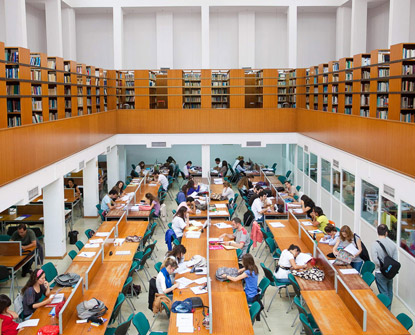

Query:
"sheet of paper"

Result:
[[209, 238, 222, 242], [319, 239, 330, 244], [177, 267, 191, 275], [51, 293, 64, 304], [39, 217, 44, 220], [340, 268, 359, 275], [309, 229, 323, 234], [190, 192, 198, 198], [288, 204, 302, 208], [296, 253, 312, 266], [215, 204, 227, 209], [114, 238, 125, 245], [78, 252, 96, 258], [214, 222, 232, 229], [223, 245, 238, 250], [293, 209, 304, 213], [177, 313, 193, 333], [344, 243, 359, 256], [89, 238, 104, 244], [194, 277, 208, 285], [190, 220, 203, 227], [17, 319, 39, 329], [186, 231, 201, 239], [115, 250, 131, 255], [84, 243, 101, 249], [96, 232, 110, 237], [301, 221, 313, 226], [187, 226, 199, 232], [269, 222, 285, 228], [190, 286, 208, 295], [175, 277, 194, 287], [14, 216, 26, 221]]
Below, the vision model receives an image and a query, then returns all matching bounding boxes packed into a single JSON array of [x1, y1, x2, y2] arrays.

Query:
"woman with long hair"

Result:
[[186, 180, 200, 196], [0, 294, 19, 335], [145, 192, 160, 216], [332, 225, 363, 272], [21, 269, 52, 319], [172, 206, 189, 243]]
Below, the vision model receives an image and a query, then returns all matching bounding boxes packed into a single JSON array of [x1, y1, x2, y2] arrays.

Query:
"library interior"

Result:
[[1, 0, 415, 334]]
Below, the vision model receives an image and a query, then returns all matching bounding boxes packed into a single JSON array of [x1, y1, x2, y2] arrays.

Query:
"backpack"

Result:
[[171, 298, 193, 313], [377, 241, 401, 279], [86, 230, 95, 238], [243, 210, 254, 227], [55, 273, 81, 287], [148, 277, 158, 311], [76, 298, 108, 320], [37, 325, 59, 335], [215, 267, 239, 281], [354, 234, 371, 262]]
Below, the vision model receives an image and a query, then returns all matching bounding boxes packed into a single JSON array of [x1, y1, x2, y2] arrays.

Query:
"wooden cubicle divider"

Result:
[[337, 275, 367, 332], [115, 212, 127, 237], [16, 205, 43, 215], [85, 249, 103, 290], [0, 241, 22, 256], [64, 188, 75, 199], [103, 227, 116, 259], [300, 226, 316, 256], [315, 247, 337, 290], [288, 210, 300, 235], [59, 278, 84, 334]]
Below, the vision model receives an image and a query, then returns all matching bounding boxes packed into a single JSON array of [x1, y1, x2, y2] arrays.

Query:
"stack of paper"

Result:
[[212, 210, 228, 216], [78, 252, 96, 258], [16, 319, 39, 329], [186, 231, 202, 239], [115, 250, 131, 255], [194, 277, 208, 285], [84, 243, 101, 249], [340, 268, 359, 275], [269, 222, 285, 228], [89, 238, 104, 244], [209, 238, 223, 242], [296, 253, 312, 266], [96, 232, 110, 237], [190, 220, 203, 227], [190, 286, 208, 295], [214, 222, 232, 229], [50, 293, 64, 304], [214, 178, 223, 184], [301, 221, 313, 226], [288, 204, 302, 208], [215, 204, 227, 209], [293, 209, 304, 214], [129, 205, 140, 212], [176, 313, 193, 333], [175, 277, 194, 288]]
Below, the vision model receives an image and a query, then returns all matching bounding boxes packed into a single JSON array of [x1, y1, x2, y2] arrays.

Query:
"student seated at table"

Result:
[[219, 218, 249, 259], [135, 161, 146, 176], [333, 225, 363, 272], [214, 158, 222, 171], [248, 185, 262, 206], [182, 161, 192, 179], [177, 197, 196, 215], [156, 258, 179, 295], [112, 180, 126, 197], [222, 254, 259, 303], [235, 160, 246, 174], [176, 185, 188, 204], [300, 195, 315, 218], [275, 245, 308, 283], [310, 207, 329, 231], [186, 180, 200, 196], [251, 191, 272, 222], [164, 244, 187, 266], [321, 224, 339, 245], [284, 180, 297, 198], [166, 156, 177, 176], [66, 178, 81, 197], [22, 269, 52, 319], [172, 207, 190, 243], [222, 181, 235, 200], [154, 171, 169, 191], [10, 224, 36, 277], [0, 294, 19, 335], [233, 156, 244, 170], [218, 160, 228, 177], [101, 189, 118, 212], [145, 193, 161, 217]]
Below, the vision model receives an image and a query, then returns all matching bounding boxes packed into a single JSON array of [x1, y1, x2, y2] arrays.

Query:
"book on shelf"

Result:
[[32, 113, 43, 123], [48, 73, 57, 82], [47, 60, 56, 69], [64, 64, 70, 72], [48, 87, 57, 95], [8, 116, 21, 127], [360, 109, 369, 117], [401, 96, 415, 108], [377, 82, 389, 92], [5, 49, 19, 62], [49, 99, 57, 109], [31, 69, 41, 80], [6, 68, 19, 79], [402, 65, 415, 75], [346, 60, 353, 69], [345, 107, 352, 115], [333, 63, 339, 71], [377, 52, 390, 63], [400, 113, 413, 122], [31, 86, 41, 95], [377, 110, 388, 119], [49, 112, 57, 120], [32, 99, 42, 110], [378, 68, 390, 77], [7, 100, 20, 113], [362, 70, 370, 79], [377, 95, 389, 107], [7, 84, 20, 95], [401, 81, 415, 91], [30, 56, 41, 66], [402, 48, 415, 59]]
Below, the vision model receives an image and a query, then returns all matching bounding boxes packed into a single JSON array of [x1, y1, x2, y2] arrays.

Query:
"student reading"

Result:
[[156, 258, 178, 294], [172, 206, 190, 243], [22, 269, 52, 319], [10, 224, 36, 277], [276, 244, 307, 283]]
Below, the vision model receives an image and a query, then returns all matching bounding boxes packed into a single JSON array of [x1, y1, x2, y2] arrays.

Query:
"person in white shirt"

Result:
[[214, 158, 222, 170], [182, 161, 192, 179], [135, 161, 145, 175], [322, 224, 340, 246], [233, 156, 244, 170], [156, 258, 178, 294], [154, 171, 169, 191], [251, 191, 271, 221], [275, 244, 307, 283], [172, 206, 190, 243], [177, 197, 196, 214], [221, 181, 235, 200]]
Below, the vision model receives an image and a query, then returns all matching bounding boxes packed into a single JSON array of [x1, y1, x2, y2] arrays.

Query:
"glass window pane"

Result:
[[342, 170, 355, 210], [361, 180, 379, 226], [297, 146, 303, 172], [289, 144, 296, 164], [380, 197, 398, 242], [321, 159, 331, 192], [310, 153, 318, 182], [304, 153, 309, 176], [332, 169, 341, 199], [401, 201, 415, 258], [282, 144, 287, 158]]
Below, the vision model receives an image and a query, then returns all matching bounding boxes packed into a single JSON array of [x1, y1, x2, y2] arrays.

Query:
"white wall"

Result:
[[123, 11, 157, 69], [173, 11, 202, 69], [366, 1, 389, 52], [0, 0, 5, 43], [76, 11, 114, 69], [210, 10, 238, 68], [410, 0, 415, 42], [26, 4, 47, 53], [297, 10, 336, 68], [255, 10, 288, 68]]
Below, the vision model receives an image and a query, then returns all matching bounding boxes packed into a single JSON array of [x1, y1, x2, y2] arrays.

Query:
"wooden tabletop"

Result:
[[1, 214, 45, 223], [266, 219, 298, 238], [0, 246, 36, 269], [32, 195, 80, 204]]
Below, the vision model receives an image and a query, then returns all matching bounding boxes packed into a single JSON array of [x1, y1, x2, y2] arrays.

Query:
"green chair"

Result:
[[104, 313, 133, 335], [167, 222, 172, 229], [135, 250, 152, 291], [377, 293, 391, 309], [294, 195, 299, 201], [256, 228, 274, 257], [360, 260, 375, 275], [109, 293, 125, 325], [249, 301, 261, 325], [296, 185, 301, 192], [173, 239, 180, 246], [84, 229, 93, 239], [68, 250, 77, 260], [122, 277, 136, 312], [254, 277, 271, 331], [299, 313, 322, 335], [288, 273, 301, 314], [286, 170, 292, 179], [263, 237, 281, 269], [154, 262, 162, 273], [293, 296, 320, 334], [261, 262, 292, 312], [132, 312, 167, 335], [246, 239, 254, 254], [278, 175, 286, 184], [41, 262, 58, 288], [396, 313, 413, 331], [236, 249, 243, 259], [150, 301, 171, 329], [362, 272, 375, 287], [75, 240, 84, 251], [0, 235, 10, 241]]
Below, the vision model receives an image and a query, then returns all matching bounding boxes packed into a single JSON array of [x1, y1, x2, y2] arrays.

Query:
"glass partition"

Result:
[[401, 201, 415, 258], [332, 169, 341, 199], [289, 144, 296, 165], [304, 153, 309, 176], [380, 197, 398, 242], [297, 146, 304, 172], [342, 170, 355, 210], [321, 158, 331, 192], [361, 180, 379, 225], [310, 153, 317, 182]]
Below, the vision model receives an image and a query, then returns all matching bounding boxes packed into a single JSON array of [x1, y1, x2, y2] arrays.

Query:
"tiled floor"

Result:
[[1, 181, 414, 334]]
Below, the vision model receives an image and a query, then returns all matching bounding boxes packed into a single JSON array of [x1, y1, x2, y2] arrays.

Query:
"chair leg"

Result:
[[267, 287, 280, 312], [286, 287, 293, 313], [135, 270, 148, 292], [255, 242, 263, 257], [291, 312, 299, 327], [150, 314, 159, 329], [126, 297, 136, 312], [259, 245, 266, 258], [263, 253, 269, 265], [293, 321, 301, 335], [261, 311, 271, 332]]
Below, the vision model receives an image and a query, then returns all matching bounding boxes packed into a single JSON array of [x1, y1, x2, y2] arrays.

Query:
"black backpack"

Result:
[[354, 234, 370, 262], [377, 241, 401, 279], [243, 210, 254, 227]]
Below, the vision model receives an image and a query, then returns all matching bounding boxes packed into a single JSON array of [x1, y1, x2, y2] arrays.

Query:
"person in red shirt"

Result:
[[0, 294, 19, 335]]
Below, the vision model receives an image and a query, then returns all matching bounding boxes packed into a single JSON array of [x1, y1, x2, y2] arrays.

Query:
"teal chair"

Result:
[[362, 272, 375, 287], [377, 293, 391, 309], [41, 262, 58, 288], [360, 260, 375, 275], [249, 301, 261, 325], [261, 263, 292, 312], [236, 249, 243, 259], [122, 277, 136, 312], [109, 293, 126, 325], [68, 250, 77, 260], [278, 175, 286, 184], [150, 301, 171, 329], [132, 312, 167, 335], [293, 296, 320, 334], [396, 313, 413, 331], [263, 238, 281, 269], [246, 239, 254, 254], [253, 277, 271, 331], [0, 235, 10, 241], [173, 239, 180, 246], [286, 170, 292, 179], [104, 313, 133, 335], [154, 262, 162, 273], [299, 313, 322, 335], [96, 204, 105, 221], [296, 185, 301, 192], [84, 229, 93, 239], [288, 273, 301, 314], [256, 228, 274, 257], [75, 240, 84, 251]]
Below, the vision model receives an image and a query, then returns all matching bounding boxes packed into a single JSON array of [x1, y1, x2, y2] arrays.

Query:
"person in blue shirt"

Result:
[[186, 180, 200, 195], [222, 253, 258, 303], [176, 185, 188, 204], [100, 189, 118, 211]]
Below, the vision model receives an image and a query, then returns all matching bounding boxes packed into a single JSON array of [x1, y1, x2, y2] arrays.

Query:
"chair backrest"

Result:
[[265, 237, 276, 253], [249, 301, 261, 324], [294, 296, 308, 318], [154, 262, 162, 273], [278, 175, 286, 184], [84, 229, 93, 239], [361, 260, 375, 275], [114, 314, 134, 335], [95, 204, 101, 211], [377, 293, 391, 309], [0, 265, 10, 281], [286, 170, 292, 178], [122, 277, 133, 295], [288, 273, 301, 297], [75, 240, 84, 251], [133, 312, 150, 335], [109, 293, 125, 325], [68, 250, 77, 260], [41, 262, 58, 283], [246, 239, 254, 254], [296, 185, 301, 192], [0, 235, 10, 241], [260, 263, 275, 285], [396, 313, 413, 331], [362, 272, 375, 287], [161, 301, 171, 318], [139, 249, 152, 267], [258, 277, 270, 299], [299, 313, 316, 335], [236, 249, 243, 259], [129, 261, 139, 276]]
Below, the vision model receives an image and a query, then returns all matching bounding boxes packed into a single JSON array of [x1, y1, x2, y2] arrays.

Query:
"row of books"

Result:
[[7, 85, 19, 95], [5, 50, 19, 62], [31, 86, 41, 95], [212, 73, 228, 81], [6, 68, 19, 78], [184, 73, 201, 80], [184, 97, 201, 102], [401, 97, 415, 108], [377, 52, 390, 63], [212, 97, 228, 102], [47, 60, 56, 69], [48, 73, 56, 82], [184, 89, 201, 95], [345, 72, 353, 80], [377, 110, 388, 119], [184, 82, 201, 87], [49, 99, 57, 109], [402, 48, 415, 59], [361, 94, 370, 106], [8, 116, 21, 127], [361, 83, 370, 92], [212, 89, 227, 94], [377, 96, 389, 107], [48, 88, 57, 95], [7, 100, 20, 113], [378, 68, 390, 77], [30, 56, 41, 66], [65, 100, 71, 108], [402, 81, 415, 91], [183, 103, 201, 109], [402, 65, 415, 75], [32, 114, 43, 123], [31, 70, 41, 80], [377, 82, 389, 92], [362, 70, 370, 79], [32, 99, 42, 110]]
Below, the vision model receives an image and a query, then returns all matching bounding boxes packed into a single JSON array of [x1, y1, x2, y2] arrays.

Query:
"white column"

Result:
[[107, 146, 119, 191], [43, 177, 66, 258], [83, 157, 99, 217], [287, 5, 297, 68], [201, 5, 210, 69], [4, 0, 27, 48], [238, 11, 255, 68], [336, 6, 352, 59], [201, 145, 210, 178], [350, 0, 367, 55], [62, 7, 77, 60], [156, 11, 173, 68], [118, 145, 127, 181], [388, 0, 410, 46], [113, 5, 123, 69], [45, 0, 63, 57]]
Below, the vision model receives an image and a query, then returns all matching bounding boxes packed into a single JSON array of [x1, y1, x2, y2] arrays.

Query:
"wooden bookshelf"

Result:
[[122, 70, 134, 109], [167, 70, 182, 109], [294, 68, 306, 109], [309, 66, 318, 110], [370, 49, 390, 120], [135, 70, 150, 109], [338, 57, 353, 115], [317, 64, 328, 111], [277, 70, 288, 108], [352, 53, 371, 116], [305, 69, 311, 109], [102, 70, 108, 111], [201, 69, 211, 108], [390, 43, 415, 122], [94, 68, 103, 113], [211, 70, 229, 109], [29, 52, 48, 123], [47, 56, 65, 120], [106, 70, 117, 111], [155, 72, 168, 109], [229, 69, 244, 108], [245, 70, 261, 108], [64, 60, 77, 118], [183, 70, 201, 109], [0, 42, 5, 128], [263, 69, 278, 108], [76, 64, 86, 115], [328, 61, 339, 113]]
